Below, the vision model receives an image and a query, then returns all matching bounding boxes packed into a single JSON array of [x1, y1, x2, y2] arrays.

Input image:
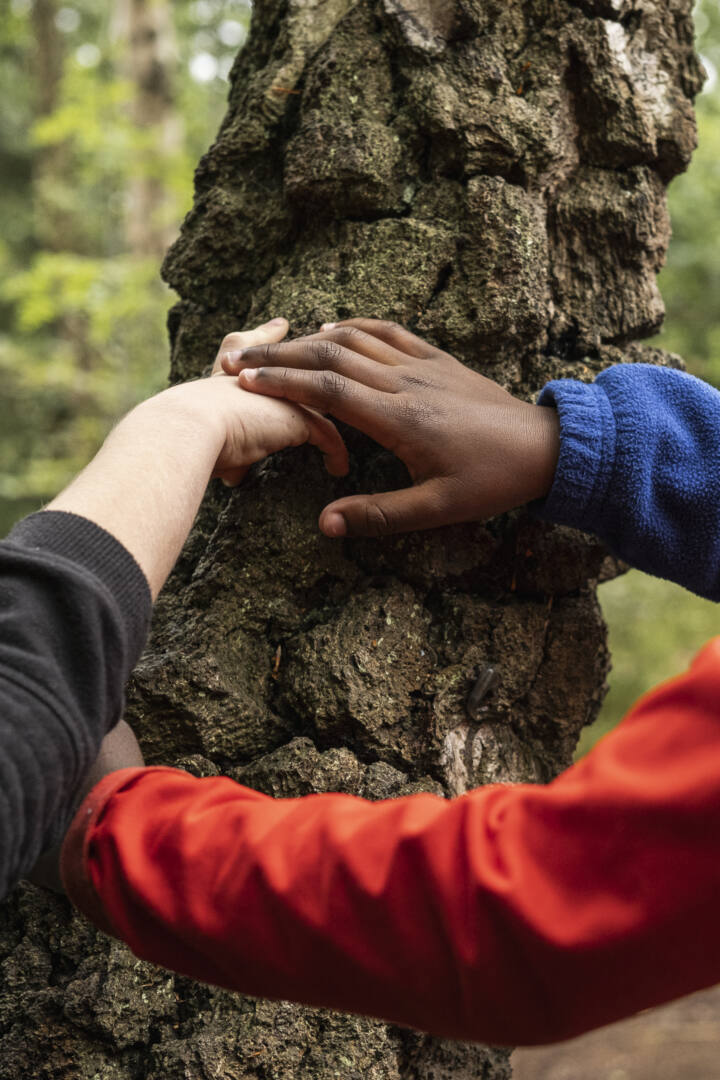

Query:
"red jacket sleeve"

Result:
[[60, 637, 720, 1046]]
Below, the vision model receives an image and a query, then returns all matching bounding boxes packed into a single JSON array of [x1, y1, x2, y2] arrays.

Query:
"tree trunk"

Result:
[[30, 0, 70, 253], [114, 0, 183, 258], [0, 2, 702, 1078]]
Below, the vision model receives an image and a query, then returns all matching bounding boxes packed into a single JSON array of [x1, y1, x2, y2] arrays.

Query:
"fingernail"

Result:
[[266, 317, 286, 326], [240, 368, 258, 382], [324, 511, 346, 537], [223, 350, 244, 369], [321, 322, 337, 331]]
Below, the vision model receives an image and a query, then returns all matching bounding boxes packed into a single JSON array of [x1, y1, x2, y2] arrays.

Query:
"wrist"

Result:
[[48, 381, 227, 600], [515, 402, 561, 503], [533, 403, 561, 498], [124, 382, 226, 464]]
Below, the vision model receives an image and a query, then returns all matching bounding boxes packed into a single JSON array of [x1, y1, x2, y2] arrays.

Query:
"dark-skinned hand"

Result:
[[221, 318, 560, 538]]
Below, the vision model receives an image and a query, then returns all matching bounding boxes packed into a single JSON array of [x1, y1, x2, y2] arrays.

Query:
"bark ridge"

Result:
[[0, 1, 701, 1077]]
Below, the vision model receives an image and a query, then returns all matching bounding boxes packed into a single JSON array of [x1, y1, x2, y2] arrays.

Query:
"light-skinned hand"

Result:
[[221, 318, 559, 537], [169, 317, 349, 486], [49, 318, 348, 601]]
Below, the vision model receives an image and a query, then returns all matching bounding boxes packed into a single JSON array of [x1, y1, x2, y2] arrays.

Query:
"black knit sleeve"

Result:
[[0, 511, 151, 898]]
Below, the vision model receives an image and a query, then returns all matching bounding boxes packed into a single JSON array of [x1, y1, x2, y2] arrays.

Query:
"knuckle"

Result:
[[316, 339, 343, 367], [259, 342, 278, 362], [364, 501, 393, 537], [395, 393, 431, 430], [316, 369, 346, 396], [334, 326, 363, 345], [399, 371, 434, 392]]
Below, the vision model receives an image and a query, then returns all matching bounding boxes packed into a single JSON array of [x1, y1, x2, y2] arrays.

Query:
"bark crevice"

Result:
[[0, 1, 701, 1077]]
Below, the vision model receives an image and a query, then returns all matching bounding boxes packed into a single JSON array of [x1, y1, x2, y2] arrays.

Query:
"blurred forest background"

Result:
[[0, 0, 718, 751]]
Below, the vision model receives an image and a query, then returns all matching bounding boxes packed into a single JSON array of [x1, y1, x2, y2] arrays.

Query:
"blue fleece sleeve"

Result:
[[536, 364, 720, 601]]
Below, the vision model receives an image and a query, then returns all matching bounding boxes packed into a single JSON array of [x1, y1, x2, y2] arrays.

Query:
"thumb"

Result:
[[213, 318, 289, 375], [319, 479, 455, 538]]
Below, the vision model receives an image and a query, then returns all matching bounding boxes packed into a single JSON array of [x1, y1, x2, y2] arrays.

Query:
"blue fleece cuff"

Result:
[[533, 363, 720, 601], [535, 379, 617, 534]]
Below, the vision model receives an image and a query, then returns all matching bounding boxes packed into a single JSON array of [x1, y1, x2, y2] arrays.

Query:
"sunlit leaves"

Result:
[[0, 252, 169, 496], [0, 0, 251, 506]]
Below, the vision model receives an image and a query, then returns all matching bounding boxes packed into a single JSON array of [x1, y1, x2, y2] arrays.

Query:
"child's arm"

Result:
[[0, 320, 346, 900], [226, 319, 720, 599], [49, 323, 347, 601], [61, 637, 720, 1046]]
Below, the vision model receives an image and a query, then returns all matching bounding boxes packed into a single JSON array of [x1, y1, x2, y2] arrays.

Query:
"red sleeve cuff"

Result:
[[60, 766, 176, 936]]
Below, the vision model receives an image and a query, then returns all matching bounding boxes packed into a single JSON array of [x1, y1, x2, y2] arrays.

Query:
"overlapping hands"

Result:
[[220, 318, 560, 537]]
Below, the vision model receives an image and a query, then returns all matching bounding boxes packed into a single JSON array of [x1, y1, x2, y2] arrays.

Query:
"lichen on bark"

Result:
[[0, 2, 703, 1077]]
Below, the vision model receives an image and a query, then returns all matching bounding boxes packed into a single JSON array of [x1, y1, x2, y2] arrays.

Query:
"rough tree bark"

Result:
[[0, 1, 702, 1078]]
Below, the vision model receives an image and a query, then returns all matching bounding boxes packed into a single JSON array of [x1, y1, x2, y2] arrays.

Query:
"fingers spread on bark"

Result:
[[235, 339, 399, 392], [329, 318, 441, 360]]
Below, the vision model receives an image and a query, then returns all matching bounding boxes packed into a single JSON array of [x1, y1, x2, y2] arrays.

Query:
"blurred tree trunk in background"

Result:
[[31, 0, 62, 120], [30, 0, 68, 251], [30, 0, 94, 369], [0, 2, 702, 1078], [114, 0, 183, 257]]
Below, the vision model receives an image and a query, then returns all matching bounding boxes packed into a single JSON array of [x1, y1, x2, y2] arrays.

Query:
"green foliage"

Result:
[[0, 253, 169, 497], [654, 0, 720, 384], [579, 571, 720, 756], [0, 0, 249, 508]]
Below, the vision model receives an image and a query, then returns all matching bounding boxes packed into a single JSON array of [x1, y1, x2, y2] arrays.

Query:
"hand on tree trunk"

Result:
[[222, 318, 560, 537], [211, 319, 349, 486], [47, 319, 349, 599]]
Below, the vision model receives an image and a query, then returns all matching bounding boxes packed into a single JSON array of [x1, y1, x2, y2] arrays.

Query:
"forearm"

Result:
[[47, 387, 223, 600], [1, 324, 308, 896], [0, 381, 218, 892], [61, 636, 720, 1045]]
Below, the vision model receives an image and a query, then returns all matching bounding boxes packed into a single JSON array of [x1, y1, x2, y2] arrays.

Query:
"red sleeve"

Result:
[[60, 637, 720, 1046]]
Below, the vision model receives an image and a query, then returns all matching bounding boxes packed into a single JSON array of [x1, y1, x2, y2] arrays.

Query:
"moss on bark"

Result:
[[0, 1, 702, 1076]]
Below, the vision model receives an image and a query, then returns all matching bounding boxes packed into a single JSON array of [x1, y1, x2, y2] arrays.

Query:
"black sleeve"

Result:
[[0, 510, 151, 898]]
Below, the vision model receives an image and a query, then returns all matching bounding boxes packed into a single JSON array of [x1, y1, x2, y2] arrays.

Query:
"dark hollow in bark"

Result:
[[0, 1, 702, 1077]]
